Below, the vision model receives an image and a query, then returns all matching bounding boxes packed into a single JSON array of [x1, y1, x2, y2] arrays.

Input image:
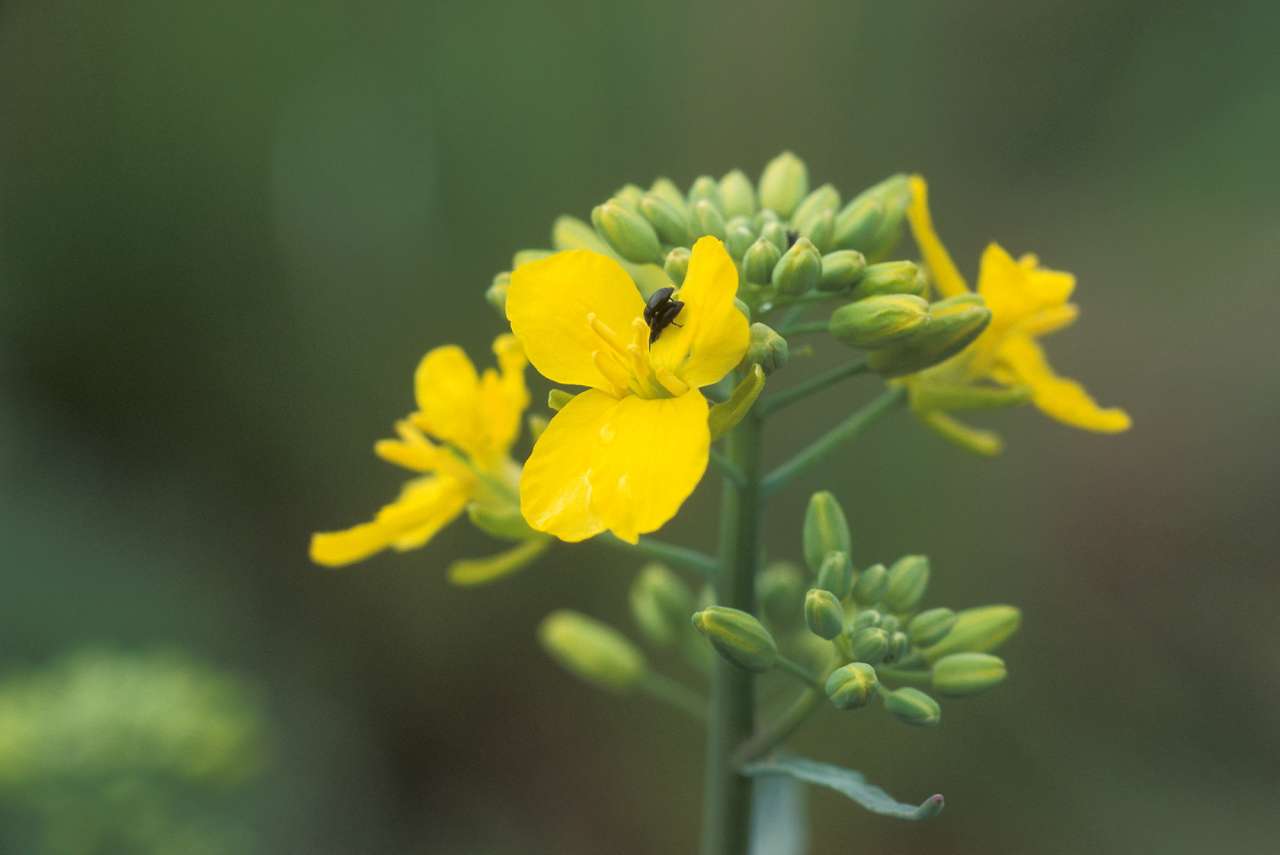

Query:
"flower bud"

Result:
[[772, 237, 822, 297], [725, 217, 756, 260], [664, 247, 691, 286], [743, 237, 782, 286], [753, 207, 780, 230], [591, 200, 664, 264], [639, 193, 691, 245], [648, 177, 688, 214], [758, 151, 810, 218], [886, 630, 910, 663], [745, 322, 790, 375], [815, 550, 853, 600], [687, 175, 723, 211], [791, 183, 841, 231], [757, 561, 805, 630], [851, 562, 887, 603], [612, 183, 645, 212], [867, 296, 992, 377], [879, 614, 900, 633], [792, 631, 836, 676], [829, 295, 930, 349], [931, 653, 1007, 697], [833, 174, 910, 258], [630, 563, 695, 647], [552, 214, 611, 253], [920, 606, 1021, 662], [539, 610, 647, 693], [803, 491, 851, 575], [804, 588, 845, 640], [800, 209, 834, 253], [709, 364, 765, 440], [908, 608, 956, 646], [850, 608, 882, 632], [832, 195, 882, 252], [825, 662, 878, 710], [692, 199, 728, 240], [719, 169, 757, 219], [547, 388, 574, 411], [884, 555, 931, 612], [760, 220, 788, 253], [486, 271, 510, 314], [849, 261, 926, 300], [691, 607, 778, 673], [849, 627, 890, 664], [881, 686, 941, 726], [818, 250, 867, 292]]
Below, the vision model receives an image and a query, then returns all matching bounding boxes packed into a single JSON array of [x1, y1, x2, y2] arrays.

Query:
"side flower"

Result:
[[309, 334, 549, 584], [900, 176, 1131, 454], [506, 236, 750, 543]]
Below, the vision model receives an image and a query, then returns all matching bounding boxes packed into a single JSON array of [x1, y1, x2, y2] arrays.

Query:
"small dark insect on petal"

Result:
[[644, 287, 675, 325]]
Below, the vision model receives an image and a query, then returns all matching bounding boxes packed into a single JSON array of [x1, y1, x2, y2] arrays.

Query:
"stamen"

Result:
[[653, 364, 690, 397], [592, 349, 632, 397], [587, 312, 631, 361]]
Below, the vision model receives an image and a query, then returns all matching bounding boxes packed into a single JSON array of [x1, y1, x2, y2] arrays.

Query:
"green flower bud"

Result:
[[908, 608, 957, 646], [486, 271, 510, 314], [539, 610, 647, 693], [630, 563, 695, 647], [758, 151, 809, 218], [825, 662, 878, 710], [878, 614, 901, 634], [832, 195, 882, 251], [791, 183, 841, 231], [757, 561, 805, 630], [719, 169, 757, 219], [692, 199, 728, 240], [591, 200, 664, 264], [639, 194, 691, 245], [867, 295, 992, 377], [773, 237, 822, 297], [850, 261, 926, 300], [803, 491, 851, 575], [725, 217, 756, 260], [552, 214, 612, 253], [745, 322, 790, 375], [691, 607, 778, 673], [804, 588, 845, 640], [829, 295, 930, 349], [863, 175, 912, 260], [753, 207, 780, 230], [815, 550, 853, 600], [882, 686, 941, 727], [849, 627, 890, 664], [743, 237, 782, 286], [648, 176, 688, 214], [613, 183, 645, 212], [920, 606, 1021, 663], [687, 175, 723, 211], [886, 631, 910, 663], [512, 249, 553, 268], [852, 562, 887, 603], [664, 246, 691, 286], [850, 608, 882, 632], [932, 653, 1007, 697], [800, 209, 835, 253], [833, 174, 910, 257], [791, 631, 837, 676], [760, 220, 788, 253], [884, 555, 931, 612], [547, 388, 574, 411], [818, 250, 867, 292]]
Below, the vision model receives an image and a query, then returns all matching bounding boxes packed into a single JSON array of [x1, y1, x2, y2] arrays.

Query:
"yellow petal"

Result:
[[976, 243, 1075, 325], [996, 336, 1132, 433], [919, 410, 1004, 456], [413, 344, 481, 453], [519, 388, 710, 543], [447, 537, 551, 586], [310, 475, 471, 567], [906, 176, 970, 298], [651, 237, 750, 387], [507, 249, 646, 389]]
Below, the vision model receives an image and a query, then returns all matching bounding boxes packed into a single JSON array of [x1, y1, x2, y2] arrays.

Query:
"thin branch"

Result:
[[640, 673, 708, 721], [758, 358, 869, 417], [599, 533, 718, 579], [732, 689, 824, 767], [710, 447, 746, 487]]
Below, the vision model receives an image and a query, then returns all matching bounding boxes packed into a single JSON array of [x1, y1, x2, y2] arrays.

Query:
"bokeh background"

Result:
[[2, 0, 1277, 852]]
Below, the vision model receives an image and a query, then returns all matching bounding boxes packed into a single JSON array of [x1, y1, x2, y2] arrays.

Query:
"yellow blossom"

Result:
[[901, 176, 1131, 454], [506, 236, 750, 543], [310, 335, 548, 582]]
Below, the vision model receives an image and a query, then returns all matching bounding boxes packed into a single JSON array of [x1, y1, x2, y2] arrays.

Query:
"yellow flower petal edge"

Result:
[[507, 237, 747, 542], [903, 176, 1131, 447]]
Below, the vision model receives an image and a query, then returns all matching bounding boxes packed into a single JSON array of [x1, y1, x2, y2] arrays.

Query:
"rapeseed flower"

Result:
[[506, 236, 749, 543], [901, 176, 1131, 454]]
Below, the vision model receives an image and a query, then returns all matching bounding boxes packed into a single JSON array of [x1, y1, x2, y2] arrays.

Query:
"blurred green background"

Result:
[[2, 0, 1277, 852]]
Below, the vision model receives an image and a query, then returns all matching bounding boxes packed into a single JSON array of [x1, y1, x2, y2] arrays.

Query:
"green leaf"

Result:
[[709, 364, 766, 440], [741, 755, 944, 821]]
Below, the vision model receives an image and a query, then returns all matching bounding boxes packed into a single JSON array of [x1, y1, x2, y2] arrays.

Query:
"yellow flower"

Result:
[[901, 176, 1131, 454], [506, 236, 750, 543], [311, 335, 549, 582]]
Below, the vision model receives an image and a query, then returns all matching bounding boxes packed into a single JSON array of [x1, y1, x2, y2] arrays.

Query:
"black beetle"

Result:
[[643, 287, 685, 343]]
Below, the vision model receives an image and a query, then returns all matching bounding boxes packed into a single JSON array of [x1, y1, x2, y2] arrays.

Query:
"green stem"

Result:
[[640, 673, 709, 721], [600, 533, 718, 579], [732, 689, 824, 767], [700, 408, 763, 855], [778, 319, 829, 336], [709, 448, 746, 487], [762, 386, 906, 496], [775, 656, 824, 689], [758, 358, 869, 417]]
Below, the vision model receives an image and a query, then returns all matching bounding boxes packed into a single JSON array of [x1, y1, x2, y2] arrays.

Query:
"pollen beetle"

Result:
[[643, 286, 685, 343]]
